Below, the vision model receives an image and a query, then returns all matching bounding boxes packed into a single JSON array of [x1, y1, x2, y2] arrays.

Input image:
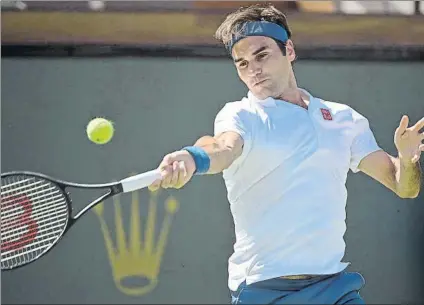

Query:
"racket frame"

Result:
[[1, 171, 124, 270]]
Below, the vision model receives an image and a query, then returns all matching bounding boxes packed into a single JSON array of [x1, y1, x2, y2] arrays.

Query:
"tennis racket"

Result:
[[1, 169, 161, 271]]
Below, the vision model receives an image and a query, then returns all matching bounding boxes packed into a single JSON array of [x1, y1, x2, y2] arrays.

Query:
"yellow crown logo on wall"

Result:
[[93, 185, 179, 296]]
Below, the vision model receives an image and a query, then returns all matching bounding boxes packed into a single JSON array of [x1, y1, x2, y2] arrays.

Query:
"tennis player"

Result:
[[149, 4, 423, 304]]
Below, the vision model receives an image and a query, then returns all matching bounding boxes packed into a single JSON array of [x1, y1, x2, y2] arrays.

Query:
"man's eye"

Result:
[[257, 53, 267, 60], [239, 62, 248, 68]]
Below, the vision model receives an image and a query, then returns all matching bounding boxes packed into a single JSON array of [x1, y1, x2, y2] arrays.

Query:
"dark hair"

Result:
[[275, 40, 287, 56], [214, 3, 292, 51]]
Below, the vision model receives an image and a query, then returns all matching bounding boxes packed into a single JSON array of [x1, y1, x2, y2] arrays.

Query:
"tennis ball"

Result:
[[86, 117, 114, 144]]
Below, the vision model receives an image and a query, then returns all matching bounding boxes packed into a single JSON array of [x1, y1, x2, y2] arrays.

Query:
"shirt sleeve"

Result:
[[349, 108, 382, 173], [214, 102, 249, 139], [213, 102, 252, 167]]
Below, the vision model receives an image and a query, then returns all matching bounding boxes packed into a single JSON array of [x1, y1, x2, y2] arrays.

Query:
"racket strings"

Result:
[[1, 175, 69, 269], [2, 192, 66, 224]]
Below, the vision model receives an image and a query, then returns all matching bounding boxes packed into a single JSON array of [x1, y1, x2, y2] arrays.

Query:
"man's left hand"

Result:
[[394, 115, 424, 164]]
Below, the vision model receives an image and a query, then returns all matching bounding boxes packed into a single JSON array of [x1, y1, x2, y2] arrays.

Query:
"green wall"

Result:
[[1, 57, 423, 304]]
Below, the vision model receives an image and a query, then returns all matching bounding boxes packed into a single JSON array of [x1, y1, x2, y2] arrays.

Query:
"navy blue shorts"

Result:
[[231, 271, 365, 304]]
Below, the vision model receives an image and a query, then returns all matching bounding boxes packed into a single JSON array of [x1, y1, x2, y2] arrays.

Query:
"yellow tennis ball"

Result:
[[86, 118, 114, 144]]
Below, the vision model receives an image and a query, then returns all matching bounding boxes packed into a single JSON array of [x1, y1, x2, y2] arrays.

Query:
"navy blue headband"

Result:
[[225, 21, 289, 53]]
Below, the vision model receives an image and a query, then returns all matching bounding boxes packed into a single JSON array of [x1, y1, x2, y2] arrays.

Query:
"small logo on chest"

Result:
[[320, 108, 333, 121]]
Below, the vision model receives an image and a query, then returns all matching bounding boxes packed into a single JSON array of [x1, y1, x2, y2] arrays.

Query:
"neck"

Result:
[[275, 71, 308, 109]]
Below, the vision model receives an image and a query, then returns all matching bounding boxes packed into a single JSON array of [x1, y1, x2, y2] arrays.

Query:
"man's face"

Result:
[[232, 36, 295, 100]]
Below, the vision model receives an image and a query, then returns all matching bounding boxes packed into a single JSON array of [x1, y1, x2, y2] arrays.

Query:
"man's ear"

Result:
[[285, 39, 296, 62]]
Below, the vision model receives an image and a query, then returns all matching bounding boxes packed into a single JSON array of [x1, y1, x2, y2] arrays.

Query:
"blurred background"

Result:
[[2, 0, 424, 59], [1, 1, 424, 304]]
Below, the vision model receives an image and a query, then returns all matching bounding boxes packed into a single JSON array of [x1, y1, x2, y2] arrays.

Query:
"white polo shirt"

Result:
[[214, 89, 381, 292]]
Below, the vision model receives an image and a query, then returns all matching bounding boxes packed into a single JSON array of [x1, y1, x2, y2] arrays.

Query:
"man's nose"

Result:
[[247, 62, 262, 77]]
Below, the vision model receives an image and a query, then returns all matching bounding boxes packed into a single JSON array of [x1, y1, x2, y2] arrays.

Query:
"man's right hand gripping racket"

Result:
[[1, 169, 161, 271]]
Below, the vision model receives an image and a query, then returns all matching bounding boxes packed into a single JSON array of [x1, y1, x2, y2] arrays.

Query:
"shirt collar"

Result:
[[247, 88, 315, 108], [247, 91, 276, 107]]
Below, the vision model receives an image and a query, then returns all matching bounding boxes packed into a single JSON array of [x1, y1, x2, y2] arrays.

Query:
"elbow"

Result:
[[396, 189, 420, 199], [408, 190, 420, 199]]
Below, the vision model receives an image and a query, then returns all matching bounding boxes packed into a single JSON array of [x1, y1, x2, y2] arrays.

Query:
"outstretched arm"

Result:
[[148, 131, 244, 191], [358, 116, 423, 198]]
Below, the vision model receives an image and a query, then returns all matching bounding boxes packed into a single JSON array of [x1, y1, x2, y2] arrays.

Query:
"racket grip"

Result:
[[120, 170, 162, 193]]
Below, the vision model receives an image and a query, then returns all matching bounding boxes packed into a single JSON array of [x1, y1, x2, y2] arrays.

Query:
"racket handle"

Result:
[[120, 170, 162, 193]]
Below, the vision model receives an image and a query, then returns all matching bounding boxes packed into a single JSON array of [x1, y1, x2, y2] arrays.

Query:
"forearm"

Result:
[[394, 156, 422, 198], [193, 135, 242, 174]]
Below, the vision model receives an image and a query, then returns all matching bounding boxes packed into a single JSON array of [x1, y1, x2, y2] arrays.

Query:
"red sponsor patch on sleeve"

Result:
[[320, 108, 333, 121]]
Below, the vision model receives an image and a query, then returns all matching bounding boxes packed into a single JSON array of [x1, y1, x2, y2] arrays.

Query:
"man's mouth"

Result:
[[253, 79, 269, 86]]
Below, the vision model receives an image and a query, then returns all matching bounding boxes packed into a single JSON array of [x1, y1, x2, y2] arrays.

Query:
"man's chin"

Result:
[[250, 88, 272, 100]]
